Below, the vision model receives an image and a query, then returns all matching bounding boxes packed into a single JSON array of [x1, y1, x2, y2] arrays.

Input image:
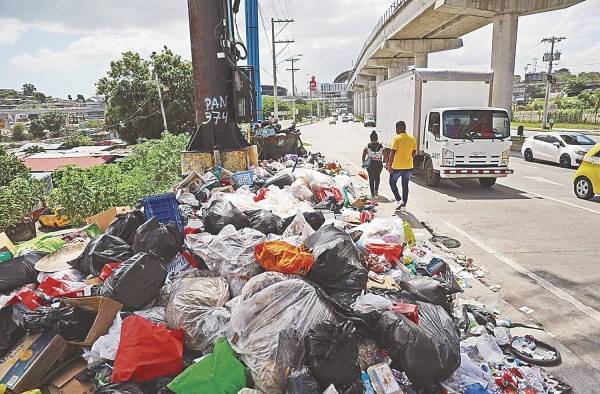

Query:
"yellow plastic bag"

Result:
[[403, 221, 415, 246]]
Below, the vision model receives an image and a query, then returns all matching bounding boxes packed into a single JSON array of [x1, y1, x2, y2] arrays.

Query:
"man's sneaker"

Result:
[[395, 202, 404, 211]]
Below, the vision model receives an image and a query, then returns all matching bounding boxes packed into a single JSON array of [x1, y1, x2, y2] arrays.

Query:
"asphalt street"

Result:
[[301, 119, 600, 383]]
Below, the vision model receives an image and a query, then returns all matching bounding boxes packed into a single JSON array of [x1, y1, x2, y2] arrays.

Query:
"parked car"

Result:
[[521, 132, 596, 168], [573, 142, 600, 200], [353, 117, 362, 123], [342, 115, 350, 123], [328, 117, 336, 125], [364, 115, 376, 127]]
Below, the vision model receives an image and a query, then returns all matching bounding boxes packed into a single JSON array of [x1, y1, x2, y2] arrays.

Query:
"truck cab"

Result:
[[422, 107, 513, 187]]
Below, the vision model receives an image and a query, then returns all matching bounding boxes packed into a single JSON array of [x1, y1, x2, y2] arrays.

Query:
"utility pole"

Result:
[[271, 18, 294, 121], [285, 55, 301, 122], [541, 36, 565, 129], [154, 70, 168, 132]]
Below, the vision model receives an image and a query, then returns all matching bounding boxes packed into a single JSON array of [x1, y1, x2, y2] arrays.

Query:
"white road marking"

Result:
[[511, 162, 540, 170], [523, 176, 567, 187], [527, 190, 600, 215], [442, 221, 600, 324]]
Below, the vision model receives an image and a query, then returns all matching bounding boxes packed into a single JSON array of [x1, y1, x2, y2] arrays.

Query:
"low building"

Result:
[[261, 85, 288, 97]]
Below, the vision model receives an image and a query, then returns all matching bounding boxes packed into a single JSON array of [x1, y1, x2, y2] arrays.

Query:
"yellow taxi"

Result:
[[574, 142, 600, 200]]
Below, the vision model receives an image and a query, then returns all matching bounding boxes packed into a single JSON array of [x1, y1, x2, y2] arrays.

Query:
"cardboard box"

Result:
[[0, 232, 17, 255], [85, 207, 130, 232], [0, 333, 67, 393], [61, 297, 122, 347], [212, 185, 235, 193], [45, 358, 94, 394]]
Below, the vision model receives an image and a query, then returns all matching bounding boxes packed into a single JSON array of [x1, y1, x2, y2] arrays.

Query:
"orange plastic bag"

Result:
[[254, 241, 314, 275]]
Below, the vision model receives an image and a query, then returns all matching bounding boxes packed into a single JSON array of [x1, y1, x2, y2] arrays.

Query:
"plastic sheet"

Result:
[[133, 217, 183, 261], [86, 313, 123, 367], [461, 334, 505, 365], [0, 252, 45, 292], [305, 321, 360, 390], [351, 293, 393, 314], [304, 225, 368, 307], [168, 338, 246, 394], [228, 274, 337, 393], [282, 212, 315, 243], [100, 252, 167, 310], [246, 209, 284, 235], [112, 316, 184, 383], [254, 241, 314, 275], [166, 276, 230, 351], [187, 227, 265, 297], [203, 200, 250, 235], [69, 234, 134, 276], [289, 180, 314, 202], [105, 210, 146, 245]]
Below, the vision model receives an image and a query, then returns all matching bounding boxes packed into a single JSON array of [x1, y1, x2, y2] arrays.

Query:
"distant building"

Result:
[[319, 82, 353, 113], [261, 85, 288, 97]]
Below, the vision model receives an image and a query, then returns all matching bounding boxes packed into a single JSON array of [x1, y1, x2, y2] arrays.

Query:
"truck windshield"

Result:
[[443, 111, 510, 140]]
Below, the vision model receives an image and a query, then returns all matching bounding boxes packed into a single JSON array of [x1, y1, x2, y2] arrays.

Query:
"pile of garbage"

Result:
[[251, 119, 305, 160], [0, 155, 570, 393]]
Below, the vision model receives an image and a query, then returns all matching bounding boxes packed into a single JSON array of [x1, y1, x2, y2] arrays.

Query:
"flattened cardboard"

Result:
[[46, 358, 93, 394], [0, 333, 67, 393], [62, 297, 122, 347], [85, 207, 130, 232], [0, 232, 16, 255]]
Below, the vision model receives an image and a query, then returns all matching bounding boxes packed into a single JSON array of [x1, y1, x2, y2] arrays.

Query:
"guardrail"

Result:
[[353, 0, 411, 76]]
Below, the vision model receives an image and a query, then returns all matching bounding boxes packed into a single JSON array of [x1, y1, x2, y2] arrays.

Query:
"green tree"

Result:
[[96, 47, 195, 143], [29, 118, 47, 138], [565, 77, 587, 97], [12, 123, 27, 141], [41, 110, 68, 134], [76, 94, 86, 103], [22, 83, 36, 96], [261, 96, 290, 117], [62, 134, 93, 149], [32, 91, 47, 103], [23, 145, 46, 154], [0, 177, 43, 233], [553, 68, 573, 82], [0, 146, 29, 187]]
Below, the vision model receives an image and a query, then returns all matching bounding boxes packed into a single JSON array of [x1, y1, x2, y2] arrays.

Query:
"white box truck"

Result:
[[377, 68, 513, 187]]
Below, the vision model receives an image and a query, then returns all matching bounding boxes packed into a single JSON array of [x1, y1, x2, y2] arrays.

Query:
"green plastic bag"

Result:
[[168, 338, 246, 394], [15, 235, 65, 255]]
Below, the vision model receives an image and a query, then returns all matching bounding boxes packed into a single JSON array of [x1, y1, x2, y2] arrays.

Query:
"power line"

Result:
[[258, 4, 274, 59]]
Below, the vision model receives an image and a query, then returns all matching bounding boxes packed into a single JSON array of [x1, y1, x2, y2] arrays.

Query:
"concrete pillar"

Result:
[[388, 67, 400, 79], [358, 91, 364, 115], [353, 92, 358, 114], [364, 89, 371, 115], [414, 53, 428, 68], [491, 13, 518, 111]]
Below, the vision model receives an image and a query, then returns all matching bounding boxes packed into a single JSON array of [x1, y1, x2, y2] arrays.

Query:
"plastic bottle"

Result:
[[361, 371, 376, 394]]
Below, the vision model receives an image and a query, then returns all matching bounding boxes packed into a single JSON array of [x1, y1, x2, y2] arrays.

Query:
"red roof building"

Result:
[[21, 155, 116, 172]]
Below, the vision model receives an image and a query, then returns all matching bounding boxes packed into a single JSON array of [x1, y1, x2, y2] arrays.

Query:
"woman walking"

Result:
[[362, 130, 384, 198]]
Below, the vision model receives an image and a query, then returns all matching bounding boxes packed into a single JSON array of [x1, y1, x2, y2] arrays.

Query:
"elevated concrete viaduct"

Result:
[[348, 0, 585, 117]]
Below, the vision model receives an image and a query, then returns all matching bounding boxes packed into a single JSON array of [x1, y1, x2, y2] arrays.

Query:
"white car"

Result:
[[521, 132, 596, 168]]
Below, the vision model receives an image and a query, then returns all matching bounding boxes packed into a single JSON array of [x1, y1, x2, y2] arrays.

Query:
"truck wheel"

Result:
[[424, 158, 441, 187], [479, 177, 497, 187], [574, 177, 594, 200]]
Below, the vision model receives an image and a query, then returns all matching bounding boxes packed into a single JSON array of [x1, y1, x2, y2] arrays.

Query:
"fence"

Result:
[[513, 109, 599, 125]]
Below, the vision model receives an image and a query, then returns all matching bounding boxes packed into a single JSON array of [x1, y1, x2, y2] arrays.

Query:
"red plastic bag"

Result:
[[254, 187, 268, 202], [112, 316, 184, 383], [10, 287, 48, 310], [360, 211, 375, 224], [99, 262, 122, 281], [390, 302, 419, 324], [38, 276, 86, 299], [366, 243, 402, 263], [314, 187, 343, 203]]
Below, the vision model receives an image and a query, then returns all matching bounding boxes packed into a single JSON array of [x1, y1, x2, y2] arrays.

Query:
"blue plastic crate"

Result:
[[232, 170, 255, 188], [143, 193, 184, 232]]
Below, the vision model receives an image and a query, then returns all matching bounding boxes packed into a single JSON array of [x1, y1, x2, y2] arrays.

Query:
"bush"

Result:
[[49, 132, 188, 225], [0, 177, 43, 233], [0, 146, 29, 187], [62, 134, 93, 149]]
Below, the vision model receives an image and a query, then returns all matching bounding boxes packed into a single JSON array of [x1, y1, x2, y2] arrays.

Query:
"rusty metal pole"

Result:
[[187, 0, 248, 152]]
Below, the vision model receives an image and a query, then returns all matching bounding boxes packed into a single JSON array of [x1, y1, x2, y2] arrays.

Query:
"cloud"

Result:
[[0, 18, 27, 45]]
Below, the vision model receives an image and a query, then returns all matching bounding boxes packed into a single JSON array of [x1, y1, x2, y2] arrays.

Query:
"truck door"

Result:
[[425, 112, 442, 169]]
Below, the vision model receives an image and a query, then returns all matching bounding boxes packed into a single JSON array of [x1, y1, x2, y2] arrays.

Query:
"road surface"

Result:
[[301, 120, 600, 383]]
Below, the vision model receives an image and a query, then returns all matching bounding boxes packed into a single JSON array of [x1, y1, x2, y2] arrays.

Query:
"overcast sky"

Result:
[[0, 0, 598, 98]]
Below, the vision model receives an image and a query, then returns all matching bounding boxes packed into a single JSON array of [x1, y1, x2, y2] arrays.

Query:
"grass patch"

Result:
[[513, 120, 600, 131]]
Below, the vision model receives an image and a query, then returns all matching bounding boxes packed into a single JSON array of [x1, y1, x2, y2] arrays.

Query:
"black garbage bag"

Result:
[[286, 367, 320, 394], [305, 321, 360, 390], [69, 234, 134, 276], [304, 225, 367, 307], [20, 304, 97, 341], [246, 209, 284, 235], [399, 276, 454, 312], [303, 211, 325, 231], [416, 258, 463, 295], [105, 210, 146, 245], [376, 304, 460, 389], [95, 382, 145, 394], [0, 252, 45, 292], [99, 252, 167, 310], [263, 171, 295, 188], [0, 305, 25, 357], [203, 200, 250, 235], [133, 217, 183, 261]]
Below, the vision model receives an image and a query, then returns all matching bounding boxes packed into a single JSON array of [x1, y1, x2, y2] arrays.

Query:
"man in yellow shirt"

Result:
[[386, 120, 416, 210]]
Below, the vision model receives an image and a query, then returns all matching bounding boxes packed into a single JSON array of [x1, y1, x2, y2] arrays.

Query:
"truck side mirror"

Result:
[[432, 123, 440, 137]]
